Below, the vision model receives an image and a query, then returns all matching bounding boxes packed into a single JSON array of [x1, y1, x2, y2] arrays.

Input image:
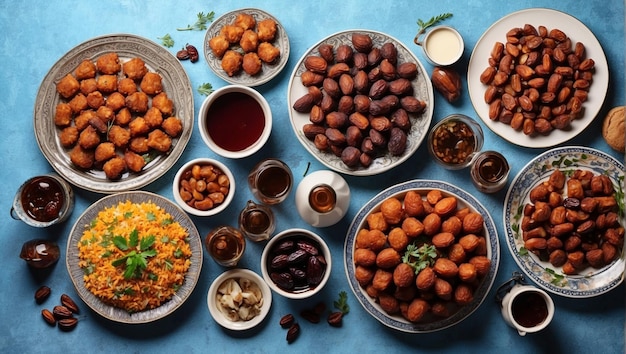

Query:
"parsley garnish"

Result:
[[334, 291, 350, 315], [111, 229, 157, 279], [177, 11, 215, 31], [198, 82, 214, 96], [414, 13, 453, 45], [402, 242, 437, 274], [158, 34, 175, 48]]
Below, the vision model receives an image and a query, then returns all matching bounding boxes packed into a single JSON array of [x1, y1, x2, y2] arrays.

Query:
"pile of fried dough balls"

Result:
[[54, 52, 183, 180], [208, 12, 281, 76]]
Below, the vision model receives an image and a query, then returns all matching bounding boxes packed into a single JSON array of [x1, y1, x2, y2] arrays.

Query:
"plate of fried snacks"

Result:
[[204, 8, 290, 86], [34, 34, 194, 194], [288, 30, 434, 176], [504, 146, 625, 298], [468, 8, 608, 148], [344, 180, 499, 332], [66, 191, 202, 323]]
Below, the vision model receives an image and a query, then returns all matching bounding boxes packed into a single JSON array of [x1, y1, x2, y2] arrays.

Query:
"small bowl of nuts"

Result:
[[172, 158, 235, 217], [428, 114, 484, 170], [261, 228, 332, 300]]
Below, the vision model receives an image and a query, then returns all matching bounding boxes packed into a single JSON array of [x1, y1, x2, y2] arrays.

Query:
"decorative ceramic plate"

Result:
[[288, 29, 434, 176], [344, 180, 500, 333], [468, 8, 608, 148], [66, 191, 202, 324], [504, 146, 624, 298], [203, 8, 290, 86], [34, 34, 194, 194]]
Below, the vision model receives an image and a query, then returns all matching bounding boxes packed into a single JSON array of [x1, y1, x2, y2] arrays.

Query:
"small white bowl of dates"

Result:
[[261, 228, 331, 300], [207, 268, 272, 331]]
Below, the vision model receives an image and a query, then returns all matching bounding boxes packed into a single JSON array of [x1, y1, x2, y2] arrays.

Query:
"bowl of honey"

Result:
[[198, 84, 272, 159]]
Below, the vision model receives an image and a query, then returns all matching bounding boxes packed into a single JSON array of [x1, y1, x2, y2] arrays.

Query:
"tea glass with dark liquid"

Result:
[[247, 159, 293, 205], [205, 226, 246, 267], [239, 200, 275, 242]]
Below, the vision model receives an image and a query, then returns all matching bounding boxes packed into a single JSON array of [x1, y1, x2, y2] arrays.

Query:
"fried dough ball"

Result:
[[433, 258, 459, 278], [96, 105, 115, 124], [140, 72, 163, 95], [403, 190, 425, 217], [454, 284, 474, 305], [448, 243, 467, 264], [129, 117, 149, 137], [378, 293, 400, 315], [69, 145, 94, 169], [108, 125, 131, 147], [376, 248, 401, 269], [78, 125, 100, 149], [354, 265, 375, 287], [354, 248, 376, 267], [125, 91, 149, 113], [122, 57, 148, 80], [415, 266, 436, 291], [242, 52, 262, 76], [458, 263, 478, 283], [431, 301, 451, 318], [75, 59, 97, 80], [441, 215, 463, 236], [86, 91, 105, 109], [96, 53, 121, 75], [54, 103, 73, 127], [366, 211, 388, 231], [106, 92, 126, 112], [94, 142, 116, 162], [124, 150, 146, 172], [129, 136, 149, 154], [459, 234, 480, 253], [221, 50, 243, 76], [468, 256, 491, 277], [117, 78, 138, 95], [209, 35, 230, 58], [115, 107, 132, 125], [257, 42, 280, 63], [257, 18, 277, 42], [102, 156, 126, 180], [147, 129, 172, 152], [152, 92, 174, 116], [240, 30, 259, 53], [162, 116, 183, 137], [393, 263, 415, 288], [234, 13, 256, 30], [59, 126, 79, 147], [75, 110, 96, 131], [406, 298, 430, 322], [80, 78, 98, 95], [387, 227, 409, 252], [144, 107, 163, 128], [381, 197, 403, 225], [56, 73, 80, 99], [355, 229, 387, 252], [462, 212, 485, 234], [372, 269, 393, 291], [434, 278, 453, 300], [220, 24, 244, 43], [401, 217, 424, 238], [96, 75, 117, 94]]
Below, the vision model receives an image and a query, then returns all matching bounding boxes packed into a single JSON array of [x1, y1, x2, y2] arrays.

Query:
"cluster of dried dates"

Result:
[[176, 43, 199, 62], [293, 32, 427, 168], [279, 301, 344, 344], [480, 24, 594, 135], [267, 236, 326, 292], [36, 286, 80, 331]]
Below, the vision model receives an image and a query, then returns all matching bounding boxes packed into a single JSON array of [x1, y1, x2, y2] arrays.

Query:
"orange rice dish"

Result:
[[78, 200, 192, 313]]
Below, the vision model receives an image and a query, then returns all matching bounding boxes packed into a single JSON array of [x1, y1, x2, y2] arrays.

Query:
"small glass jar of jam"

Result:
[[428, 114, 484, 170], [470, 151, 510, 193], [11, 173, 74, 227]]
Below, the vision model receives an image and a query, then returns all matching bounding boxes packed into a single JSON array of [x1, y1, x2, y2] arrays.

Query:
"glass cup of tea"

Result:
[[247, 159, 293, 205], [205, 226, 246, 267], [496, 272, 555, 336], [239, 200, 275, 242]]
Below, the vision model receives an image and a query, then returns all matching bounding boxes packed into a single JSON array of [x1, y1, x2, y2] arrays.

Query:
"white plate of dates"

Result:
[[467, 8, 608, 148], [504, 146, 624, 298], [287, 29, 434, 176]]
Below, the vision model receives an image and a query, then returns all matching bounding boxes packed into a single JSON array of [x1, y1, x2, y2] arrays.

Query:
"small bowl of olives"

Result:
[[260, 228, 331, 300]]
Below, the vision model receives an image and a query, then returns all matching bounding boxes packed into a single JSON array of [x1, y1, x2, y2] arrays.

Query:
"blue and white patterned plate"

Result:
[[344, 180, 500, 333], [504, 146, 625, 298]]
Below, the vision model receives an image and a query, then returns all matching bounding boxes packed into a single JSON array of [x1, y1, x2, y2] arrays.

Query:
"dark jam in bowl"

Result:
[[206, 91, 265, 152], [20, 176, 64, 222], [511, 291, 549, 328]]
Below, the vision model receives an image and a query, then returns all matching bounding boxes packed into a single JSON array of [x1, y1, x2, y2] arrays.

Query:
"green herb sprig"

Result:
[[414, 13, 453, 45], [111, 229, 157, 279], [177, 11, 215, 31], [158, 34, 175, 48], [198, 82, 214, 96], [402, 242, 437, 274], [333, 291, 350, 315]]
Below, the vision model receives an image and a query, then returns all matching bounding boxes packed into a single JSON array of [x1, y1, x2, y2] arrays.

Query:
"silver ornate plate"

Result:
[[504, 146, 625, 298], [344, 180, 500, 333], [468, 8, 608, 148], [203, 8, 290, 87], [66, 191, 202, 324], [34, 34, 194, 194], [288, 29, 434, 176]]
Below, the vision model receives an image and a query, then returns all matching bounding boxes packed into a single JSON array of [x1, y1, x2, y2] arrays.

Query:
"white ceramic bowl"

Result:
[[172, 158, 235, 217], [261, 228, 332, 300], [207, 268, 272, 331], [198, 85, 272, 159]]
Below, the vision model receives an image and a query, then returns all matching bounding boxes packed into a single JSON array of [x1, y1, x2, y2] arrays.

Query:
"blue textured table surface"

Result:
[[1, 1, 624, 353]]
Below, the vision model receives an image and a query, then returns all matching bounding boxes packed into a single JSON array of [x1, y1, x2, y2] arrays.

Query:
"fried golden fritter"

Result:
[[94, 142, 116, 162], [96, 105, 115, 123], [124, 150, 146, 172], [234, 13, 256, 30], [96, 53, 121, 75], [257, 18, 277, 42], [221, 50, 243, 76], [96, 74, 117, 93], [115, 107, 132, 125], [220, 24, 244, 43], [242, 52, 262, 76], [129, 136, 149, 154], [86, 91, 105, 109], [59, 126, 79, 147], [69, 145, 94, 169], [209, 35, 230, 58], [102, 156, 126, 180], [54, 103, 73, 127], [56, 74, 80, 99], [139, 72, 163, 95], [147, 129, 172, 152], [78, 125, 100, 149], [125, 91, 149, 113], [257, 42, 280, 63], [161, 117, 183, 137], [79, 78, 98, 95], [106, 92, 126, 112], [75, 59, 97, 80], [122, 57, 148, 80], [240, 29, 259, 53], [152, 92, 174, 116], [144, 107, 163, 128], [117, 78, 138, 95], [129, 117, 150, 137], [75, 109, 97, 131], [108, 125, 131, 147], [68, 93, 88, 114]]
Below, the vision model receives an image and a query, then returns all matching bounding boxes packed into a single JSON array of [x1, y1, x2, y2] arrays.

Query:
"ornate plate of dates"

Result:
[[467, 8, 608, 148], [287, 29, 434, 176], [344, 180, 500, 332], [504, 146, 625, 298]]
